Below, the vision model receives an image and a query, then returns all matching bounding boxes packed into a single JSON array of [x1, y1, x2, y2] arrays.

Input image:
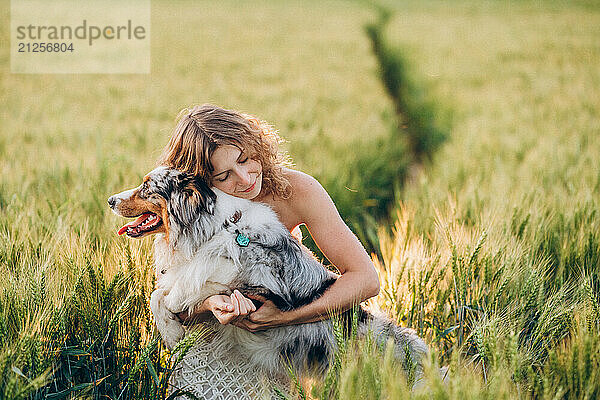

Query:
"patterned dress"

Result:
[[169, 333, 289, 399]]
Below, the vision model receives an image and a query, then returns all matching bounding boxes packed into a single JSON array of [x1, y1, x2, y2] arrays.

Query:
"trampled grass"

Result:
[[1, 0, 599, 398]]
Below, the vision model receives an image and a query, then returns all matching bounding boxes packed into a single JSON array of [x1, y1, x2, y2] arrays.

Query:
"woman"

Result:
[[160, 104, 380, 398]]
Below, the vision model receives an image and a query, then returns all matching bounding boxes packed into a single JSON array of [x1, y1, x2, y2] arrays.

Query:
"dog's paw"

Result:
[[156, 313, 185, 350], [150, 289, 167, 315], [161, 323, 185, 350], [150, 289, 185, 350]]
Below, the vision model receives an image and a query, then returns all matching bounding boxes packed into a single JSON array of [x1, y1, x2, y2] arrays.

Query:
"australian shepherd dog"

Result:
[[108, 166, 428, 379]]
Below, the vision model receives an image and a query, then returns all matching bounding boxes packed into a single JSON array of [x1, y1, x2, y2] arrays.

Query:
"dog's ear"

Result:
[[169, 173, 216, 228]]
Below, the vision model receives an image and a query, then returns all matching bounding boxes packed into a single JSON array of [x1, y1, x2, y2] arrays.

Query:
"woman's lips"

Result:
[[241, 180, 256, 193]]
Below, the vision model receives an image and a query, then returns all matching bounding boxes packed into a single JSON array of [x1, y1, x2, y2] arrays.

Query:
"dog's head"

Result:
[[108, 167, 216, 241]]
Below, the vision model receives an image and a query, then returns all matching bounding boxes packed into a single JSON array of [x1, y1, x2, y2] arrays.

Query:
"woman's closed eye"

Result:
[[213, 151, 250, 182], [215, 173, 229, 182]]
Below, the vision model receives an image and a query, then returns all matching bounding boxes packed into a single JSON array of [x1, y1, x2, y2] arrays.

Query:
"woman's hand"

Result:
[[178, 291, 289, 332], [177, 290, 256, 325], [232, 294, 289, 332], [207, 290, 256, 325]]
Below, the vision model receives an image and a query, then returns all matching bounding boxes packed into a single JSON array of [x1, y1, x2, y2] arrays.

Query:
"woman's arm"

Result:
[[235, 171, 380, 331]]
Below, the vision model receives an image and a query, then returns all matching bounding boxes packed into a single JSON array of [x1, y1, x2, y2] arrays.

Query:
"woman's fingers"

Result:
[[208, 295, 233, 312], [231, 292, 242, 315], [232, 318, 260, 332], [241, 292, 256, 312], [242, 292, 253, 314], [244, 292, 268, 303], [219, 300, 234, 312], [214, 301, 233, 312], [234, 290, 249, 315], [208, 291, 258, 326], [219, 313, 236, 325], [231, 291, 242, 316], [236, 290, 257, 314]]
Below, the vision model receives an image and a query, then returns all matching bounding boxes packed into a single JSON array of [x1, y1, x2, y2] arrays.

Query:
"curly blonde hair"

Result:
[[159, 104, 292, 199]]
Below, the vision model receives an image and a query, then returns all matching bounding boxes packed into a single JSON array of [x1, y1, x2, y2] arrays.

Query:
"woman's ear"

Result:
[[169, 173, 216, 228]]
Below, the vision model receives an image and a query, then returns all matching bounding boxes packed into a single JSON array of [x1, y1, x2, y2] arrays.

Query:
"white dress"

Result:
[[168, 328, 290, 399]]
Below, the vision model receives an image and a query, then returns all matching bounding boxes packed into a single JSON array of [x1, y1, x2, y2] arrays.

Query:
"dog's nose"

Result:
[[108, 196, 117, 208]]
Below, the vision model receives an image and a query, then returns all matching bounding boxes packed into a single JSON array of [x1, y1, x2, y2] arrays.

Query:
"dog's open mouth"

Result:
[[117, 212, 163, 237]]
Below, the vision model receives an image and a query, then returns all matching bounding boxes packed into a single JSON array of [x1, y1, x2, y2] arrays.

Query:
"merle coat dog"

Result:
[[108, 166, 428, 377]]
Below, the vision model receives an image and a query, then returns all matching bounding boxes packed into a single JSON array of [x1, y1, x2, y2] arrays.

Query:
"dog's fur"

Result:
[[108, 166, 428, 377]]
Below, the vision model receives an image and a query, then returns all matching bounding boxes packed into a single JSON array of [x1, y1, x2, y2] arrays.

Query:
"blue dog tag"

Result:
[[236, 233, 250, 247]]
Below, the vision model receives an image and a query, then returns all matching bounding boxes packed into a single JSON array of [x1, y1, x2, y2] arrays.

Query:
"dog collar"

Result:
[[229, 210, 242, 224], [236, 231, 250, 247], [223, 210, 242, 229], [223, 210, 248, 246]]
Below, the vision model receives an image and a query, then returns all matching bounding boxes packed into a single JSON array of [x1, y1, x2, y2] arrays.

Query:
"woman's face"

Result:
[[210, 144, 263, 200]]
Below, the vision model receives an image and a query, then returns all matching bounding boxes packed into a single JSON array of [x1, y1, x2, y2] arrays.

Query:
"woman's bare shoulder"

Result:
[[255, 168, 320, 229], [283, 168, 325, 198], [282, 168, 340, 225]]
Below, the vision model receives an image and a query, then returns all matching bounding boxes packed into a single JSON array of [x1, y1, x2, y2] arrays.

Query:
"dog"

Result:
[[108, 166, 429, 378]]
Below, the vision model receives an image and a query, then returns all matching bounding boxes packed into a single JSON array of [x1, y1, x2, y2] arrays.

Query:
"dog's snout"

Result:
[[108, 196, 117, 208]]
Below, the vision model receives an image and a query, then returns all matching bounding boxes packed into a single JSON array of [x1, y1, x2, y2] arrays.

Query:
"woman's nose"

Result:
[[236, 168, 252, 185]]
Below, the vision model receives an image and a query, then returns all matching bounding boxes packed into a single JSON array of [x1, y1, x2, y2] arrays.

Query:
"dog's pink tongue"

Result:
[[117, 213, 151, 235]]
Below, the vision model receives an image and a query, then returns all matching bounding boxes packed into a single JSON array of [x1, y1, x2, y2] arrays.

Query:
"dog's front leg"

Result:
[[150, 289, 185, 350]]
